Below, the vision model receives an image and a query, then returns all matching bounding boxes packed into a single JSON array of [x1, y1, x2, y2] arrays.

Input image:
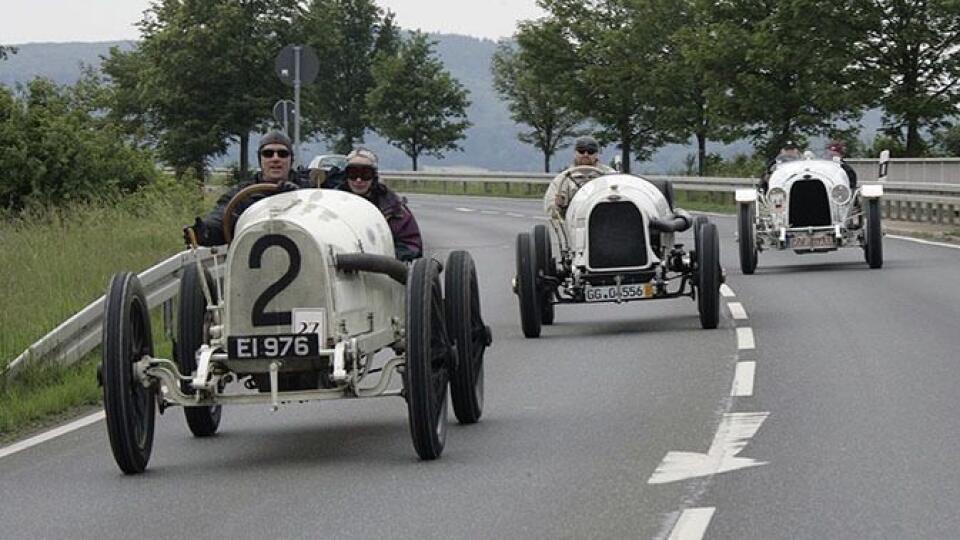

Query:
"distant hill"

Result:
[[0, 37, 882, 173]]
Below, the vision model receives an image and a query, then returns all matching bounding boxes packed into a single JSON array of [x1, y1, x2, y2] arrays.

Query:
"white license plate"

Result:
[[584, 283, 652, 302], [790, 234, 835, 249]]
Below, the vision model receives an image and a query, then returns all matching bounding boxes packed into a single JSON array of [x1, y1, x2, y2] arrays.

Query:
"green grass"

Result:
[[0, 178, 203, 441]]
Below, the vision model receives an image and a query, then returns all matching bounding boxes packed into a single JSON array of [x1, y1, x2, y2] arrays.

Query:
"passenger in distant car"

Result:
[[826, 140, 858, 190]]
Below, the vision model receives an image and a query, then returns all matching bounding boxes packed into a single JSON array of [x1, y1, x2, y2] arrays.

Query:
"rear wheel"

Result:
[[405, 258, 451, 460], [445, 251, 489, 424], [697, 222, 721, 329], [177, 264, 222, 437], [864, 198, 883, 269], [532, 224, 555, 325], [515, 232, 541, 338], [102, 272, 156, 474], [737, 202, 758, 275]]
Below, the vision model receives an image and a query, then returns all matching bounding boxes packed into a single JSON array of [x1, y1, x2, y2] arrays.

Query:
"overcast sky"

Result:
[[1, 0, 547, 45]]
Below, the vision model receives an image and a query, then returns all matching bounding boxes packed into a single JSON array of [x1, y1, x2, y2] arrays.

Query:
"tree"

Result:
[[851, 0, 960, 156], [491, 41, 585, 172], [103, 0, 300, 180], [299, 0, 400, 154], [367, 32, 471, 171], [701, 0, 873, 161], [0, 46, 16, 62]]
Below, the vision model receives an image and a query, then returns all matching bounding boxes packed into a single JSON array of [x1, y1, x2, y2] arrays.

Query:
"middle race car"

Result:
[[513, 166, 723, 338]]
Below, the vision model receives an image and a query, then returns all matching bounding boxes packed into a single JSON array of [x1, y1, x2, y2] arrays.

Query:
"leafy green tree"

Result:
[[299, 0, 399, 154], [367, 32, 471, 171], [851, 0, 960, 156], [491, 41, 585, 172], [701, 0, 872, 161], [103, 0, 300, 180]]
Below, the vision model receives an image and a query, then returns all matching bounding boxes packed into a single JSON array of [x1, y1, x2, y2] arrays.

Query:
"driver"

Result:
[[553, 135, 615, 215], [338, 148, 423, 261], [184, 130, 309, 246], [760, 139, 802, 193]]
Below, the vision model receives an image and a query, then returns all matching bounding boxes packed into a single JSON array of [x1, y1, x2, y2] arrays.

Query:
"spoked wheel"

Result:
[[177, 264, 221, 437], [864, 198, 883, 269], [737, 202, 758, 274], [445, 251, 491, 424], [102, 272, 156, 474], [515, 232, 541, 338], [696, 222, 721, 329], [532, 224, 555, 325], [405, 258, 452, 460]]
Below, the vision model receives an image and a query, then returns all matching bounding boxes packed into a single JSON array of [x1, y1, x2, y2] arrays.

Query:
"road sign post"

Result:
[[275, 45, 320, 168]]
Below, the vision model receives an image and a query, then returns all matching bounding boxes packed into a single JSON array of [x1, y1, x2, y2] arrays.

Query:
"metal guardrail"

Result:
[[5, 169, 960, 381], [1, 248, 223, 381]]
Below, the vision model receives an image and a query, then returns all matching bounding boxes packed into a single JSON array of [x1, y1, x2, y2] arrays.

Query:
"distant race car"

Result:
[[307, 153, 348, 172], [513, 166, 723, 338], [735, 151, 888, 273], [100, 185, 491, 474]]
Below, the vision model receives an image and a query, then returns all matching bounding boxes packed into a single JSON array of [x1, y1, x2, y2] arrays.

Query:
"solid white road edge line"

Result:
[[731, 362, 757, 397], [727, 302, 748, 320], [887, 234, 960, 250], [0, 411, 104, 460], [668, 508, 717, 540], [737, 327, 756, 350], [720, 284, 735, 298]]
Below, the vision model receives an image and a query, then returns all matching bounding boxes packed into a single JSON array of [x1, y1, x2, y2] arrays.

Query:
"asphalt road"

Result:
[[1, 193, 958, 539]]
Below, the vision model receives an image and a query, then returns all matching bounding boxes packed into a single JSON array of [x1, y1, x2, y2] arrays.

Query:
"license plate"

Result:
[[584, 283, 652, 302], [227, 334, 320, 360], [789, 234, 835, 249]]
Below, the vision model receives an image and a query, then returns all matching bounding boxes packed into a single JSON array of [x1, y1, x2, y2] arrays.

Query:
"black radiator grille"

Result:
[[789, 180, 832, 227], [588, 202, 648, 268]]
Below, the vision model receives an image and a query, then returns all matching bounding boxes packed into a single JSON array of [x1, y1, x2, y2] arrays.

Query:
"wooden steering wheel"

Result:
[[221, 183, 279, 244]]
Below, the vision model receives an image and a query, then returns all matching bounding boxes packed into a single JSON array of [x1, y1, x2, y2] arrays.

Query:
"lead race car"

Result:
[[100, 184, 491, 474], [513, 166, 723, 338], [735, 151, 888, 273]]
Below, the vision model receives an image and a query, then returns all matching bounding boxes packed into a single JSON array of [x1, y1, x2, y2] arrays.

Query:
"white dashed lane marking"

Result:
[[731, 362, 757, 397], [480, 210, 501, 215], [720, 284, 735, 298], [727, 302, 748, 320], [668, 508, 717, 540], [506, 212, 525, 218], [454, 207, 476, 212], [736, 327, 756, 350]]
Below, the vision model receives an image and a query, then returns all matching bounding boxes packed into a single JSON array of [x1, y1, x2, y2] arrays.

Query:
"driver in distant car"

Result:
[[183, 131, 311, 247], [553, 135, 615, 216], [338, 148, 423, 261], [759, 139, 803, 193]]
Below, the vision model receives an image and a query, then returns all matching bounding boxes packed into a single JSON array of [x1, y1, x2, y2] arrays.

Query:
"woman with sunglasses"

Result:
[[339, 148, 423, 261], [184, 131, 311, 246]]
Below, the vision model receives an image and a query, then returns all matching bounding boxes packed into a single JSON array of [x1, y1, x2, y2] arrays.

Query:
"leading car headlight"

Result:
[[766, 187, 786, 211], [831, 184, 852, 205]]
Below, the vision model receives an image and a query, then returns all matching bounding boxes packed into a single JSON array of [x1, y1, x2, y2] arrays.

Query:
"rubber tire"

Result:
[[649, 179, 675, 210], [515, 232, 542, 338], [177, 264, 222, 437], [697, 222, 721, 330], [445, 251, 487, 424], [737, 202, 758, 275], [102, 272, 156, 474], [864, 198, 883, 269], [532, 224, 555, 325], [405, 258, 450, 460]]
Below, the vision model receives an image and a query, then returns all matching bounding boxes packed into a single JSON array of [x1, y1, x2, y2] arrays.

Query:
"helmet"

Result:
[[574, 135, 600, 153], [345, 148, 380, 184]]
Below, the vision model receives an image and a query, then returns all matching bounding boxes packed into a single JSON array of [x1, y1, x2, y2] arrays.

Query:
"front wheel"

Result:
[[864, 198, 883, 269], [515, 232, 541, 338], [102, 272, 156, 474], [697, 222, 721, 329], [177, 264, 222, 437], [405, 258, 451, 460], [445, 251, 489, 425], [532, 224, 555, 325], [737, 202, 758, 275]]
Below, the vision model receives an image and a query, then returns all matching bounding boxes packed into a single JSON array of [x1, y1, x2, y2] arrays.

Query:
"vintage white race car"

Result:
[[513, 166, 723, 338], [100, 185, 491, 474], [735, 152, 887, 273]]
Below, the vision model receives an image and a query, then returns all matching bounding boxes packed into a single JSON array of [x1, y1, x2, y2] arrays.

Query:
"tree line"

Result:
[[492, 0, 960, 174]]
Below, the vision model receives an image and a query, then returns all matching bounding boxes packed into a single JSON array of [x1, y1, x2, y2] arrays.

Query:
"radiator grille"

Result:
[[789, 180, 832, 227], [588, 202, 648, 268]]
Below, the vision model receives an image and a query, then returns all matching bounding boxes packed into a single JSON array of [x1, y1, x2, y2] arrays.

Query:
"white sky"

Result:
[[1, 0, 547, 45]]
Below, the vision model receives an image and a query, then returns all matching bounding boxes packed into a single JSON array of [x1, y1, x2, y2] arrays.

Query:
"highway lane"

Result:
[[2, 193, 957, 539]]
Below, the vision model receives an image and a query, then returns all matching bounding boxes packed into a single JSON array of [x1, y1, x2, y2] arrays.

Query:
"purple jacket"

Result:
[[339, 182, 423, 261]]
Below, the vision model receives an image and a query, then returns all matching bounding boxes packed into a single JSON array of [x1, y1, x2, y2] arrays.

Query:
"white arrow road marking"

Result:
[[668, 508, 716, 540], [0, 411, 104, 460], [720, 284, 735, 298], [736, 327, 756, 350], [648, 412, 770, 484], [727, 302, 748, 320], [731, 362, 757, 397], [454, 207, 476, 212]]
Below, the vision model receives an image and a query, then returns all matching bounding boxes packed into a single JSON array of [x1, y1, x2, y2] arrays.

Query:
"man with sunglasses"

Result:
[[338, 148, 423, 261], [184, 130, 309, 246], [552, 135, 614, 216]]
